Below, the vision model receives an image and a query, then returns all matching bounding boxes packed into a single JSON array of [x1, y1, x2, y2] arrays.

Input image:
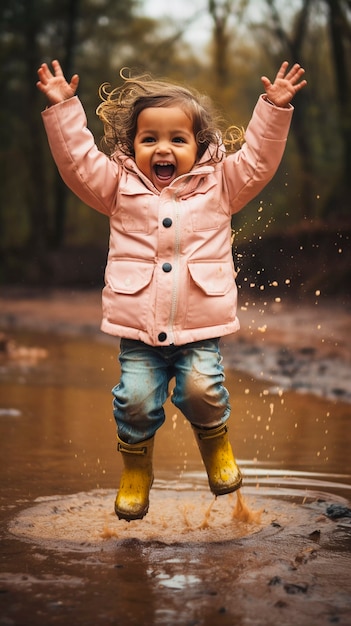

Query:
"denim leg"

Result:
[[171, 339, 230, 428], [112, 339, 170, 444]]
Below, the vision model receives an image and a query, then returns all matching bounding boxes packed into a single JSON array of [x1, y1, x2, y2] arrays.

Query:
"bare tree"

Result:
[[208, 0, 248, 87], [52, 0, 80, 248], [323, 0, 351, 216], [264, 0, 316, 220], [22, 0, 50, 266]]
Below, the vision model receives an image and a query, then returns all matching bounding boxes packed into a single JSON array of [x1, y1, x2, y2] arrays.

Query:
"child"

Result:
[[37, 59, 306, 521]]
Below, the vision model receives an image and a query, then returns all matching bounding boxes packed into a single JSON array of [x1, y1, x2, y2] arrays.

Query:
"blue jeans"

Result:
[[112, 338, 231, 444]]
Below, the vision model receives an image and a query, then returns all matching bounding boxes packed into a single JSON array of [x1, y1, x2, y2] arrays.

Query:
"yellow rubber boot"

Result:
[[192, 423, 242, 495], [115, 435, 154, 521]]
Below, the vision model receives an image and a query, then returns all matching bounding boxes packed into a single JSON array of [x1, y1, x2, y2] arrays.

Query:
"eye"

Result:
[[172, 136, 186, 144], [141, 136, 156, 143]]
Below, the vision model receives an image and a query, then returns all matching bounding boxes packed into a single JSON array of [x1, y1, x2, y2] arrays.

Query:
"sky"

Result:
[[139, 0, 219, 48], [141, 0, 210, 25], [140, 0, 299, 49]]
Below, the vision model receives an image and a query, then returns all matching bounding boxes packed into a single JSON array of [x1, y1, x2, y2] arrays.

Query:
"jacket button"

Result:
[[158, 332, 167, 342], [162, 217, 172, 228], [162, 262, 172, 272]]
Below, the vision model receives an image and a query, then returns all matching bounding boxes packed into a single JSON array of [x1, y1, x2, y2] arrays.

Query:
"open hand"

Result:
[[261, 61, 307, 107], [37, 59, 79, 105]]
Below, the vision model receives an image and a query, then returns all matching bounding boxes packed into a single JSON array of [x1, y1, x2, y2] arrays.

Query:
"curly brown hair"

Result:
[[96, 69, 245, 163]]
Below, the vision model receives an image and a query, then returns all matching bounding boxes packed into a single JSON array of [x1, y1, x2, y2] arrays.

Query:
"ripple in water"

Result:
[[8, 479, 350, 553], [8, 486, 266, 552]]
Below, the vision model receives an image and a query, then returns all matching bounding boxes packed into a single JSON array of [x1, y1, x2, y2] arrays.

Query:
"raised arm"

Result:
[[38, 60, 120, 216], [222, 61, 307, 213], [261, 61, 307, 107], [37, 59, 79, 105]]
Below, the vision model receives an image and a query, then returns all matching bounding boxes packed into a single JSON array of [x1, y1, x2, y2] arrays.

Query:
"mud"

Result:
[[0, 288, 351, 625]]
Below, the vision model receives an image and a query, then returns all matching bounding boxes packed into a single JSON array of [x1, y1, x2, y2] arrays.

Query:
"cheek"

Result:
[[185, 149, 198, 170], [135, 149, 151, 173]]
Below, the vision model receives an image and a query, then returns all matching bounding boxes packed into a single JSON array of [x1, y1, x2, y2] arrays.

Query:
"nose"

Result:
[[156, 140, 171, 154]]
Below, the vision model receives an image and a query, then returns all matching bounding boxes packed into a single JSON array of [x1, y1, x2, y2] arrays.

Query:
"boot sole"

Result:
[[210, 475, 243, 496], [114, 502, 149, 522]]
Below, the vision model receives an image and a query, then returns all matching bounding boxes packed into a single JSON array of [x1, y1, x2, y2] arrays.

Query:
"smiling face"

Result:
[[133, 106, 198, 191]]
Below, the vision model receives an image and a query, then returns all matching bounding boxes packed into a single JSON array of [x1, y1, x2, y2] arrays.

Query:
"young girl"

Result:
[[37, 59, 306, 521]]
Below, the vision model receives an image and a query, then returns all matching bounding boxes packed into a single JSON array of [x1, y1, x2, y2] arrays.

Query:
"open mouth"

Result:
[[153, 163, 175, 181]]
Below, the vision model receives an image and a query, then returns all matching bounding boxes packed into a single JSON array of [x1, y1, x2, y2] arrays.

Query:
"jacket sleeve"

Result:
[[222, 95, 293, 215], [42, 96, 120, 216]]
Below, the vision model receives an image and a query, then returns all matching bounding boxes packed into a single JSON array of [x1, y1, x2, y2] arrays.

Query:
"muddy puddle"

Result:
[[1, 331, 351, 626]]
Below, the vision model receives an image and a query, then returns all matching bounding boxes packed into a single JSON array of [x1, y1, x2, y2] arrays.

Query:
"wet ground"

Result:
[[0, 289, 351, 625]]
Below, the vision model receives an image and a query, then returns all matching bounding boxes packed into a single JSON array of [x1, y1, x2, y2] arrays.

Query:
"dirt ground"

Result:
[[0, 286, 350, 355], [1, 286, 351, 402]]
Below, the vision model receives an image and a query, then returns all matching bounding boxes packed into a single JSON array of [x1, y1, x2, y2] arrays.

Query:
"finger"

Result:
[[36, 80, 46, 93], [37, 63, 52, 84], [69, 74, 79, 92], [261, 76, 271, 90], [294, 78, 307, 92], [289, 69, 306, 87], [275, 61, 289, 79], [294, 67, 306, 82], [51, 59, 64, 77], [285, 64, 304, 82], [38, 62, 48, 74]]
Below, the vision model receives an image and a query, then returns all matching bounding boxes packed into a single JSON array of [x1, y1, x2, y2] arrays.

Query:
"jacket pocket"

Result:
[[184, 261, 237, 329], [184, 176, 223, 231], [104, 259, 155, 330], [118, 180, 153, 233]]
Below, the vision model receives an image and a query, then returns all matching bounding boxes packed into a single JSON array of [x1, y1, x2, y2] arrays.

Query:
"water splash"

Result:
[[232, 490, 262, 524], [8, 488, 266, 552], [197, 495, 216, 529]]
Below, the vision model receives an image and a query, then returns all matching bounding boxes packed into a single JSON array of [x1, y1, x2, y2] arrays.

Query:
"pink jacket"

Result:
[[42, 95, 293, 346]]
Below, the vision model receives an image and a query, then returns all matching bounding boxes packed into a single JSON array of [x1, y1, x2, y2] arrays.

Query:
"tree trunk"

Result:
[[52, 0, 80, 248], [208, 0, 233, 87], [323, 0, 351, 217], [23, 0, 49, 263], [265, 0, 316, 220]]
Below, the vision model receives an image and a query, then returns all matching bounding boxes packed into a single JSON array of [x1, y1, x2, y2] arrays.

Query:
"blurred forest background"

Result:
[[0, 0, 350, 299]]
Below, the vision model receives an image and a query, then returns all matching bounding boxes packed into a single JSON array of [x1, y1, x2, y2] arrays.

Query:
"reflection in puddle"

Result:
[[151, 572, 201, 590], [0, 407, 21, 417]]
